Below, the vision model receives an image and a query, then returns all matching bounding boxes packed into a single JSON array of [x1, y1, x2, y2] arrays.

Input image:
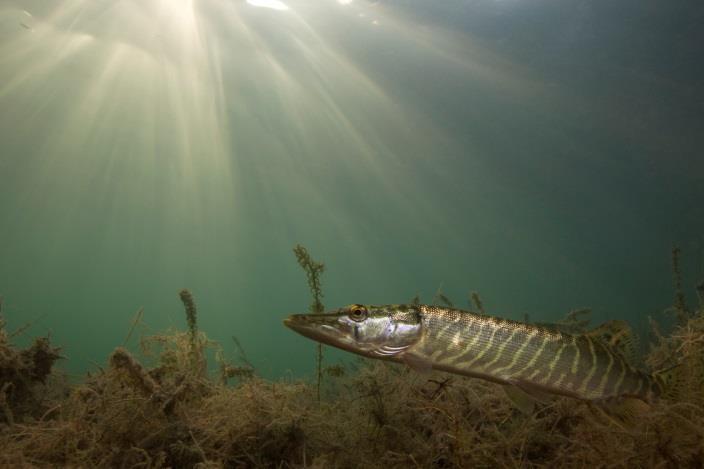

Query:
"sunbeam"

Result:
[[246, 0, 290, 11]]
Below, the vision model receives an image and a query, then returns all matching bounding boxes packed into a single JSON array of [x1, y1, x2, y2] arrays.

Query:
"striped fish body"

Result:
[[409, 305, 659, 401]]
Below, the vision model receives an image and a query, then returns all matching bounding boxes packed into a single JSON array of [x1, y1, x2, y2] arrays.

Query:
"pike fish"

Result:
[[284, 304, 665, 402]]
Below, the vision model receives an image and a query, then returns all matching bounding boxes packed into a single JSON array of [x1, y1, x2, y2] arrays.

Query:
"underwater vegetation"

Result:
[[0, 297, 63, 427], [0, 250, 703, 467], [293, 245, 325, 403]]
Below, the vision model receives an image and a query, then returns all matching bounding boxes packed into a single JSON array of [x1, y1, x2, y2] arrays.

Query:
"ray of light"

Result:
[[0, 0, 570, 299], [246, 0, 290, 12]]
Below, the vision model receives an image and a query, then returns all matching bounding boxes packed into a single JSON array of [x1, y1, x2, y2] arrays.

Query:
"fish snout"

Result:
[[283, 314, 310, 329]]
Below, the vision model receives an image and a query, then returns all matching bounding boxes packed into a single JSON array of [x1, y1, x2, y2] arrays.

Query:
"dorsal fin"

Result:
[[586, 320, 640, 367]]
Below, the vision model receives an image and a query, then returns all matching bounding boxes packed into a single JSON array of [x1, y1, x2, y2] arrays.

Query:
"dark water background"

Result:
[[0, 0, 702, 380]]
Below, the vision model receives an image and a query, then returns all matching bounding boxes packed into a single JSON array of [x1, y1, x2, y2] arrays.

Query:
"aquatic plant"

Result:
[[0, 296, 5, 347], [2, 252, 704, 467], [177, 288, 211, 378], [179, 289, 198, 348], [470, 291, 486, 315], [292, 244, 325, 315], [5, 314, 704, 466], [293, 244, 325, 402], [0, 310, 62, 426], [217, 336, 255, 384], [324, 364, 345, 378], [109, 347, 160, 395], [671, 246, 689, 323], [121, 307, 144, 346], [557, 308, 592, 334], [432, 285, 454, 307], [137, 290, 212, 384]]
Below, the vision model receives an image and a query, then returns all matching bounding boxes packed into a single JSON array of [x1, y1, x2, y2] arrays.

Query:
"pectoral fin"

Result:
[[402, 353, 433, 374]]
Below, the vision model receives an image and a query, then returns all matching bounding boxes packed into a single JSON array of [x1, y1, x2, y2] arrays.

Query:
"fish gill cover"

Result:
[[0, 248, 703, 467]]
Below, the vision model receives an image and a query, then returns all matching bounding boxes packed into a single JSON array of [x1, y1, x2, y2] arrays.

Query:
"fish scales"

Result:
[[414, 305, 654, 400]]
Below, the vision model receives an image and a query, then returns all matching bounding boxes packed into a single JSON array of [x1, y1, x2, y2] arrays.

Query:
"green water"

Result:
[[0, 0, 702, 380]]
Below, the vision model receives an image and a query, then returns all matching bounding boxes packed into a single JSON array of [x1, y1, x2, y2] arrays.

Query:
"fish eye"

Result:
[[348, 306, 367, 322]]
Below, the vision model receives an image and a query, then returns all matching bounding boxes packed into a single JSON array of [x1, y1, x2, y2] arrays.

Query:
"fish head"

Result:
[[284, 304, 423, 358]]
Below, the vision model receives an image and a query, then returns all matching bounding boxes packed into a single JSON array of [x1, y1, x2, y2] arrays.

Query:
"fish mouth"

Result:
[[283, 314, 316, 331], [282, 315, 298, 329], [283, 313, 347, 347]]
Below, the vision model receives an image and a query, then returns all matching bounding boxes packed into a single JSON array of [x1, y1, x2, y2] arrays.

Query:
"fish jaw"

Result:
[[283, 313, 364, 355], [284, 313, 344, 345]]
